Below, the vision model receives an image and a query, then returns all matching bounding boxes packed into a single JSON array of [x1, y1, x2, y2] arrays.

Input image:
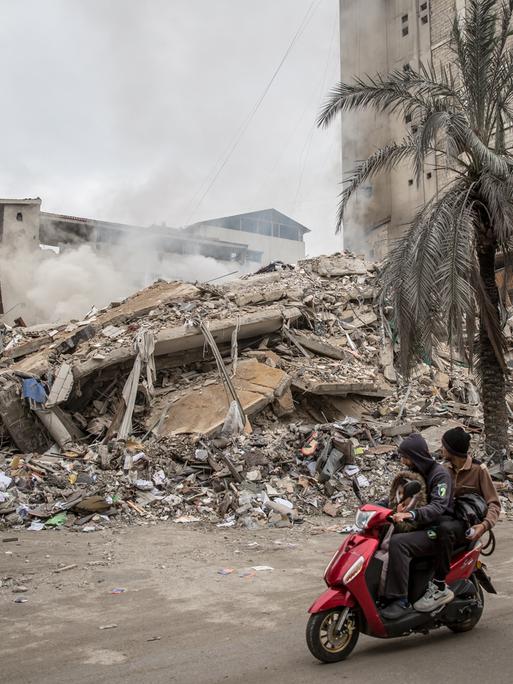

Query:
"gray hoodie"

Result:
[[398, 433, 453, 525]]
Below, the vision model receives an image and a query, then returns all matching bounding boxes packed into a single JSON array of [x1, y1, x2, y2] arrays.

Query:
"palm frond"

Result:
[[460, 0, 500, 131], [316, 63, 463, 130], [436, 201, 477, 355], [478, 173, 513, 241], [334, 140, 417, 232], [380, 230, 420, 374]]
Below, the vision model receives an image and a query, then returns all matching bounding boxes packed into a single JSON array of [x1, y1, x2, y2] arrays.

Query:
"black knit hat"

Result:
[[442, 427, 471, 458]]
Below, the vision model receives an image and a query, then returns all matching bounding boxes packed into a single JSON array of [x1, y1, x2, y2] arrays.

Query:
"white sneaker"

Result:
[[413, 581, 455, 612]]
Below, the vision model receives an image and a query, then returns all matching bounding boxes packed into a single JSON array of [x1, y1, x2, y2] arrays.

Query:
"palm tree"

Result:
[[318, 0, 513, 461]]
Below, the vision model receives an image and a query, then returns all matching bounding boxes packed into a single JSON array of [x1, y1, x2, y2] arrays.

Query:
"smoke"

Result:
[[0, 1, 341, 259], [337, 0, 391, 260], [0, 238, 229, 326]]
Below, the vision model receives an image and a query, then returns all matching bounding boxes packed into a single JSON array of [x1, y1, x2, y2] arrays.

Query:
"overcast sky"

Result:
[[0, 0, 342, 256]]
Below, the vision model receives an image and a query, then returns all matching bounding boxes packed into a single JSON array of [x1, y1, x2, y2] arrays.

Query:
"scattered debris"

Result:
[[0, 251, 511, 534], [53, 564, 78, 574]]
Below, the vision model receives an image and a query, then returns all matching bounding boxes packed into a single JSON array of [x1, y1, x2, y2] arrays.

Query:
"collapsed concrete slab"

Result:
[[73, 306, 301, 381], [3, 334, 52, 360], [311, 255, 368, 277], [286, 331, 345, 360], [149, 359, 291, 436], [292, 379, 392, 399], [97, 280, 200, 327]]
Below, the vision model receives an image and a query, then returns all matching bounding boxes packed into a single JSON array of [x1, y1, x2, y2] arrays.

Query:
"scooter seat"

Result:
[[452, 540, 476, 556]]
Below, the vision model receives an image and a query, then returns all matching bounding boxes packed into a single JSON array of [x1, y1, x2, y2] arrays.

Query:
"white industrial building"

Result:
[[184, 209, 309, 267]]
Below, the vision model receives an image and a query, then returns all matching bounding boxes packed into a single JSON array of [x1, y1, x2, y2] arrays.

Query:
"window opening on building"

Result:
[[427, 172, 432, 179], [402, 26, 409, 37], [408, 179, 414, 186], [16, 212, 23, 222]]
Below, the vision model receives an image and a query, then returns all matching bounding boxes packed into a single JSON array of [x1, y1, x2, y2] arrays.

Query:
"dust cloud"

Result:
[[0, 239, 229, 326]]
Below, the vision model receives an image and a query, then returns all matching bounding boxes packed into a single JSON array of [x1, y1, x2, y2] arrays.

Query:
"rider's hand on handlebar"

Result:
[[392, 511, 414, 523]]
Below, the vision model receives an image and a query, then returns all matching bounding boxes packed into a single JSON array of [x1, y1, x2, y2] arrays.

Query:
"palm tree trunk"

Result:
[[477, 240, 509, 461]]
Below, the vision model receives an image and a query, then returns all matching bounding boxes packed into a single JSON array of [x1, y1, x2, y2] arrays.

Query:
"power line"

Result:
[[184, 0, 323, 225], [292, 11, 337, 214]]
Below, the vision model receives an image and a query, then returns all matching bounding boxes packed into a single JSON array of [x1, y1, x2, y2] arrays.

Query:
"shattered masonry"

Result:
[[0, 252, 512, 532]]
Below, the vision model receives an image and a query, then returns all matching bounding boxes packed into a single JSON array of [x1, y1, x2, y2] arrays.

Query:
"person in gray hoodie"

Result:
[[381, 433, 454, 620]]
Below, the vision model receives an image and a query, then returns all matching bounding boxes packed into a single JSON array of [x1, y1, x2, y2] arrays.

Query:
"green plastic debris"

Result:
[[45, 512, 67, 528]]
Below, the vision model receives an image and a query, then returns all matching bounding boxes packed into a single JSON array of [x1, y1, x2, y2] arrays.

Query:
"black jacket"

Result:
[[399, 433, 453, 525]]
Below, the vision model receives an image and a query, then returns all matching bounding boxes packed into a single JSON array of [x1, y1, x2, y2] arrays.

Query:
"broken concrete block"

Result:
[[286, 331, 345, 360], [150, 359, 291, 436], [323, 501, 341, 517], [381, 418, 442, 438], [273, 386, 295, 416], [0, 375, 51, 452], [292, 379, 392, 399], [434, 371, 450, 389], [314, 255, 368, 277], [33, 407, 83, 448], [3, 334, 51, 360], [47, 363, 74, 407], [380, 339, 397, 383], [55, 324, 96, 354]]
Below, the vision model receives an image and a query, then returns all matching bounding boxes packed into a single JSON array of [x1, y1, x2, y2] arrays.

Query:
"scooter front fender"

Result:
[[308, 587, 356, 614]]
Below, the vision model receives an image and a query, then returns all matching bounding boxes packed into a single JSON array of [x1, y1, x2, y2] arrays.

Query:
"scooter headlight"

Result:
[[355, 509, 377, 531], [343, 555, 365, 584]]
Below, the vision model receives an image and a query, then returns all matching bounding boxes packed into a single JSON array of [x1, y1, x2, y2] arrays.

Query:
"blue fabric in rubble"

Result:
[[21, 378, 47, 404]]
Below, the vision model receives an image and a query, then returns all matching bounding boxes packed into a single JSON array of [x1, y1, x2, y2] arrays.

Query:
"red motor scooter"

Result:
[[306, 482, 496, 663]]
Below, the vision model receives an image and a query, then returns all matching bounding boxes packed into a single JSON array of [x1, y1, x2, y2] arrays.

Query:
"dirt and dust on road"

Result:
[[1, 518, 513, 684]]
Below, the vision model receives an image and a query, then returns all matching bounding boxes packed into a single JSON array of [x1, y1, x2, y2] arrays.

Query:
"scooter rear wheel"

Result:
[[447, 575, 484, 633], [306, 608, 359, 663]]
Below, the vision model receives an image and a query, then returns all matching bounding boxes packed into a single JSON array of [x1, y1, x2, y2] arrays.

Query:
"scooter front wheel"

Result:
[[306, 608, 359, 663]]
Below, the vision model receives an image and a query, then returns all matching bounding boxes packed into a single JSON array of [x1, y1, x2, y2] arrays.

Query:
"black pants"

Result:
[[385, 530, 439, 599], [433, 517, 467, 581], [385, 517, 468, 599]]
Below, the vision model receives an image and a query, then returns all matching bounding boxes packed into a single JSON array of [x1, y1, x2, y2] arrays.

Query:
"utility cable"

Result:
[[292, 10, 337, 214], [184, 0, 323, 225]]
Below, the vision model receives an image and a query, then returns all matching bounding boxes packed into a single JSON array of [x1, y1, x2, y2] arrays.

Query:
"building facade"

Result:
[[340, 0, 464, 259], [184, 209, 309, 266], [0, 198, 41, 253]]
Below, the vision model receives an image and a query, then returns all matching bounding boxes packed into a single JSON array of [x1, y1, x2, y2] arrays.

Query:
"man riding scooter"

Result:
[[381, 433, 454, 620], [413, 427, 501, 612]]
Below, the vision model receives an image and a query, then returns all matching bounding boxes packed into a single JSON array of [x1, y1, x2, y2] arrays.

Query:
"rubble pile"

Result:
[[0, 252, 512, 532]]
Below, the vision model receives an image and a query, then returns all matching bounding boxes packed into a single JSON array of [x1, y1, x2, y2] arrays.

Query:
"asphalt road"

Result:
[[1, 520, 512, 684]]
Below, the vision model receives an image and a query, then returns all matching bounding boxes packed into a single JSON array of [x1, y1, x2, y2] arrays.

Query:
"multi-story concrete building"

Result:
[[340, 0, 464, 259]]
